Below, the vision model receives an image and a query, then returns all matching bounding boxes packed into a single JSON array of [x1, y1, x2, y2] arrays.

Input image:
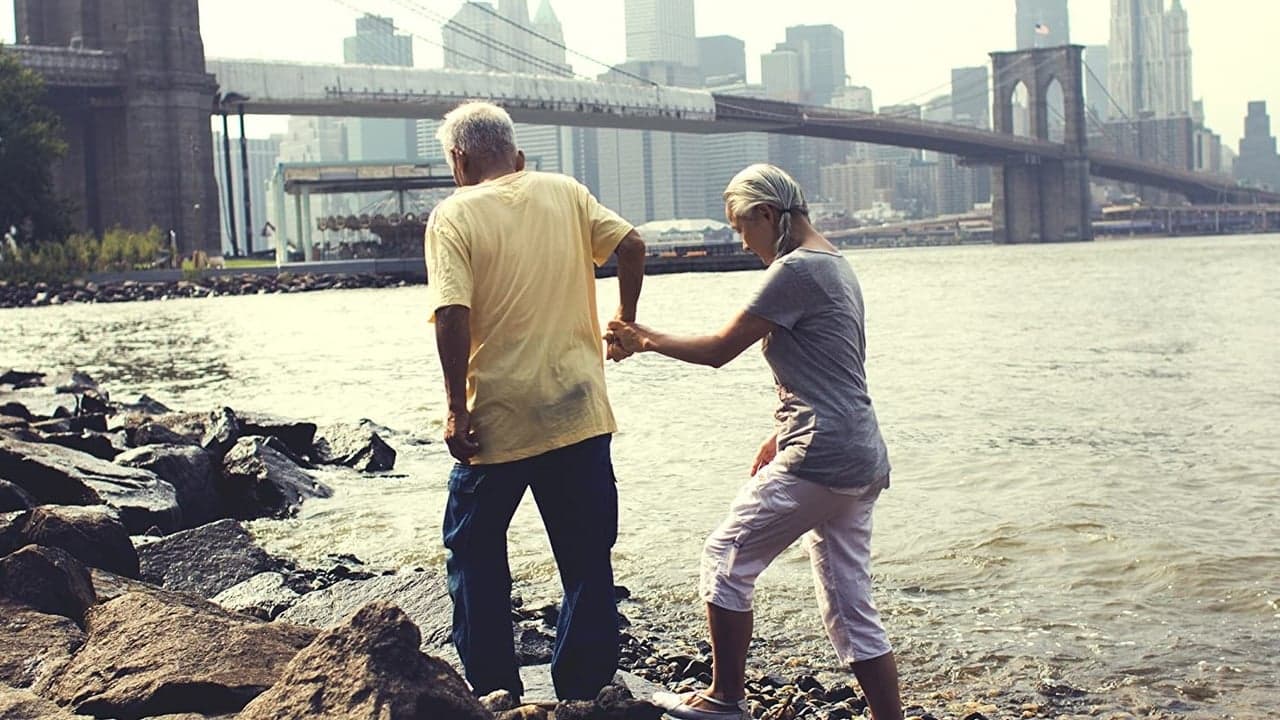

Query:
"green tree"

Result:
[[0, 45, 73, 243]]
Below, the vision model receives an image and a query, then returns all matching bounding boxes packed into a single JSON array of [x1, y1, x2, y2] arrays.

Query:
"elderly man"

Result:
[[425, 101, 646, 701]]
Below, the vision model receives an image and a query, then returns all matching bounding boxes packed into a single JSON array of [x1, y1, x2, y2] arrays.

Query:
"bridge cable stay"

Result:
[[327, 0, 523, 76], [384, 0, 595, 79], [453, 0, 661, 87], [331, 0, 585, 79]]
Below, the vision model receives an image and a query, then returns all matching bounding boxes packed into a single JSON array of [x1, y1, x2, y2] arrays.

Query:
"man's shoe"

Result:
[[652, 690, 747, 720]]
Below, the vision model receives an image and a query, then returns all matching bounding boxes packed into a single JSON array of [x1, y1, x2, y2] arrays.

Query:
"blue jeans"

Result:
[[442, 434, 619, 700]]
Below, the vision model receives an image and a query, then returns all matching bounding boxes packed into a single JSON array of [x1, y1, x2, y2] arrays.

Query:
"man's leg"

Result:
[[442, 461, 529, 696], [529, 435, 619, 700]]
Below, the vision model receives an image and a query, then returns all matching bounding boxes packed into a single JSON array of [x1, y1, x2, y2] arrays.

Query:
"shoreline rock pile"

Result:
[[0, 274, 413, 309]]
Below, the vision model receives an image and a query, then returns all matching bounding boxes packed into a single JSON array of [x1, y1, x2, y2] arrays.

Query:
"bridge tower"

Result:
[[15, 0, 221, 256], [990, 46, 1093, 244]]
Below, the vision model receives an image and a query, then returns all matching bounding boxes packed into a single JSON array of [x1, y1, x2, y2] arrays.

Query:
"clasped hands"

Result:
[[603, 318, 649, 363]]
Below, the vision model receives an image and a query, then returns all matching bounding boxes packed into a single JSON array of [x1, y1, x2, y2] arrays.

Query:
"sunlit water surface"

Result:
[[3, 235, 1277, 717]]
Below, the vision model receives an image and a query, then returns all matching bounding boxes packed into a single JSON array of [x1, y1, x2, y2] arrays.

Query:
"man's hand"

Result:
[[750, 432, 778, 476], [445, 409, 481, 464], [606, 319, 651, 354], [604, 334, 633, 363]]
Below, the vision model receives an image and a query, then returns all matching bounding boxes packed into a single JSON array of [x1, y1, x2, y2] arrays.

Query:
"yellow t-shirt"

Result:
[[425, 171, 634, 465]]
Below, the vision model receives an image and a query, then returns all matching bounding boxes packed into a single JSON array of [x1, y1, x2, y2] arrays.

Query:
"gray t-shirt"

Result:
[[745, 248, 891, 488]]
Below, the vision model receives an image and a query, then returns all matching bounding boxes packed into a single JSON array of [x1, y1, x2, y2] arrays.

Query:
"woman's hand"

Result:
[[750, 432, 778, 476], [606, 319, 651, 354]]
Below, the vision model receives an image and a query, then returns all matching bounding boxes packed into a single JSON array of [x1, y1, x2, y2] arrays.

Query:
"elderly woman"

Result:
[[607, 164, 903, 720]]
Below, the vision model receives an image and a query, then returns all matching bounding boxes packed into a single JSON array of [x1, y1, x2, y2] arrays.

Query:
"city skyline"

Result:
[[0, 0, 1274, 148]]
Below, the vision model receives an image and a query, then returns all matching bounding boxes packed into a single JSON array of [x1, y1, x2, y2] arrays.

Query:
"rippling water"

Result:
[[3, 235, 1277, 717]]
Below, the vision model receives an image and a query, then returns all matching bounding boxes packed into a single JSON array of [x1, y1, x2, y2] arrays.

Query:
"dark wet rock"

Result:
[[23, 505, 140, 578], [116, 445, 221, 528], [137, 519, 283, 598], [40, 430, 126, 461], [0, 511, 27, 557], [0, 544, 96, 625], [201, 407, 242, 458], [0, 479, 35, 512], [48, 590, 318, 719], [126, 412, 206, 446], [54, 371, 101, 396], [220, 436, 331, 519], [0, 435, 180, 534], [278, 569, 453, 649], [314, 420, 397, 472], [211, 571, 301, 620], [0, 684, 92, 719], [237, 412, 317, 459], [0, 370, 45, 389], [32, 413, 108, 434], [517, 624, 556, 666], [1, 401, 32, 420], [239, 601, 491, 720], [118, 393, 173, 416], [75, 391, 112, 417], [0, 599, 86, 690], [133, 421, 201, 447]]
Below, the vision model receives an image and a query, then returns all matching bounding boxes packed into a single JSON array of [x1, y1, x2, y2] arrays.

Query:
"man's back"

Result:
[[426, 171, 633, 464]]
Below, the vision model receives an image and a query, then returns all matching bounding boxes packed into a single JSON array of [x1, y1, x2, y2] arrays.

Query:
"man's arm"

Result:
[[613, 229, 645, 322], [434, 305, 480, 463]]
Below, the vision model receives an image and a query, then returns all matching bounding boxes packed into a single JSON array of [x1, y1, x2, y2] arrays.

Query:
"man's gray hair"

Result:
[[435, 101, 518, 164], [723, 164, 809, 257]]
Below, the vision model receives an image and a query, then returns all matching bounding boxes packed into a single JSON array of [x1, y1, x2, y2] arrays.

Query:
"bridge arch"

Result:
[[989, 45, 1092, 244]]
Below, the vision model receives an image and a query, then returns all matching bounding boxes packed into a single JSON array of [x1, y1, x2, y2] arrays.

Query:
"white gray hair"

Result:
[[435, 101, 518, 166], [723, 164, 809, 257]]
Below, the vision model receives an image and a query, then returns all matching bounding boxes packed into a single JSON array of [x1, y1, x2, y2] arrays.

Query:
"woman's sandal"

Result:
[[652, 690, 748, 720]]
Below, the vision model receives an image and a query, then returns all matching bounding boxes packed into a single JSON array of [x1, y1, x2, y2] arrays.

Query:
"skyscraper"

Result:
[[1235, 101, 1280, 190], [1108, 0, 1167, 118], [950, 66, 990, 129], [698, 35, 746, 84], [344, 15, 415, 161], [439, 1, 575, 174], [624, 0, 697, 68], [1016, 0, 1070, 49], [783, 24, 846, 106], [1163, 0, 1192, 117]]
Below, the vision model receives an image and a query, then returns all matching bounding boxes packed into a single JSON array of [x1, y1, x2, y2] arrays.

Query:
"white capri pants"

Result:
[[699, 463, 892, 665]]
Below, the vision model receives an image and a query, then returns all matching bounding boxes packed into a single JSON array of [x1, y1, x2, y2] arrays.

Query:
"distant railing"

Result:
[[7, 45, 125, 88]]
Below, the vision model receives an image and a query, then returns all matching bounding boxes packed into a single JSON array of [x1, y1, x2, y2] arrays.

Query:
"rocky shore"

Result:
[[0, 369, 1135, 720], [0, 274, 411, 309]]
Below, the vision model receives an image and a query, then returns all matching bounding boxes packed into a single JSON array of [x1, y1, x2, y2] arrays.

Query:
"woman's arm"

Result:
[[607, 311, 775, 368]]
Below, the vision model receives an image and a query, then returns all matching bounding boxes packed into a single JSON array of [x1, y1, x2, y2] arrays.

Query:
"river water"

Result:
[[2, 235, 1277, 717]]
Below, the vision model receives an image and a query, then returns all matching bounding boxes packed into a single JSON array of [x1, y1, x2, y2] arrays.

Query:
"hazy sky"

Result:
[[2, 0, 1275, 147]]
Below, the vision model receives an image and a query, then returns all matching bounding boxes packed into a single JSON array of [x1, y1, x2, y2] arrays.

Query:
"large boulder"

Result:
[[238, 601, 491, 720], [132, 422, 201, 448], [137, 519, 283, 598], [0, 435, 180, 534], [237, 412, 317, 459], [220, 436, 331, 519], [22, 505, 140, 578], [0, 684, 92, 719], [278, 570, 452, 649], [48, 591, 318, 719], [314, 420, 397, 472], [202, 407, 242, 458], [0, 544, 96, 624], [0, 599, 86, 690], [211, 571, 301, 620], [39, 430, 126, 461], [0, 479, 35, 512], [116, 445, 221, 528]]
